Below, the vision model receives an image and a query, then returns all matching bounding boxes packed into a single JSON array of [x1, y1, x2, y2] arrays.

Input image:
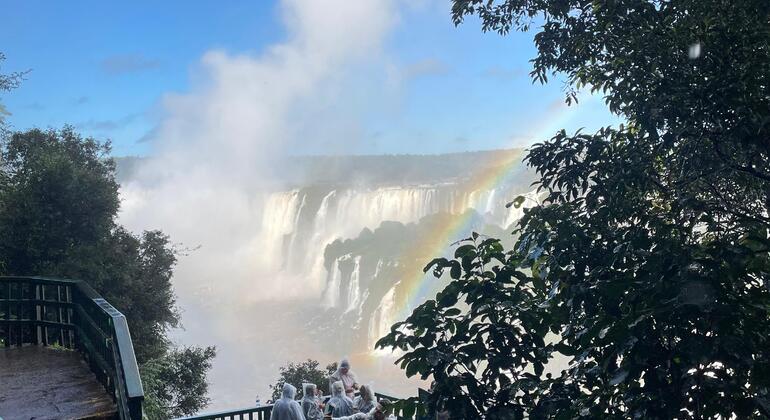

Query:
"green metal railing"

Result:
[[176, 392, 409, 420], [0, 276, 143, 420], [176, 405, 272, 420]]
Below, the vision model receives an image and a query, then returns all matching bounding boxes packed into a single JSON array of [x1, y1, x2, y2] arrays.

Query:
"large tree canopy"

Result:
[[378, 1, 770, 419]]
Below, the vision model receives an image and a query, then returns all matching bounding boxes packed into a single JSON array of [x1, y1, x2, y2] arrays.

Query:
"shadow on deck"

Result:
[[0, 346, 116, 420]]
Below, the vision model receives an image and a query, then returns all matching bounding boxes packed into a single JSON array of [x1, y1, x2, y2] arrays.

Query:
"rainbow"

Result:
[[383, 98, 586, 331]]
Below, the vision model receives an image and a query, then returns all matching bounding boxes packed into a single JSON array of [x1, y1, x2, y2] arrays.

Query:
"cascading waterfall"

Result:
[[259, 182, 539, 351], [369, 284, 397, 354], [345, 256, 362, 313], [260, 191, 302, 269], [322, 257, 343, 308], [260, 185, 531, 269]]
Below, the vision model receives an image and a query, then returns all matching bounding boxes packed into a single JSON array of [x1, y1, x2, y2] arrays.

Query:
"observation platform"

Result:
[[0, 346, 116, 420], [0, 276, 143, 420], [1, 276, 411, 420]]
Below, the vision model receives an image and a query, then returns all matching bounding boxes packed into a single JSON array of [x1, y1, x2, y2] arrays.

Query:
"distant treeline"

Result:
[[115, 149, 528, 187]]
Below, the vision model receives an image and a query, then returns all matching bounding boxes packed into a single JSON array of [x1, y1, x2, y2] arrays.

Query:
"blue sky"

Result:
[[1, 0, 620, 157]]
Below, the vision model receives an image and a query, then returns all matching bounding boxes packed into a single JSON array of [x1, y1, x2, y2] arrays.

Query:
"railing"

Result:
[[176, 392, 410, 420], [0, 276, 143, 420], [176, 406, 272, 420]]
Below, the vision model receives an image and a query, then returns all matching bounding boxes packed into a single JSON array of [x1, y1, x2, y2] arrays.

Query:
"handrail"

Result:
[[0, 276, 143, 420], [175, 405, 272, 420], [176, 391, 409, 420]]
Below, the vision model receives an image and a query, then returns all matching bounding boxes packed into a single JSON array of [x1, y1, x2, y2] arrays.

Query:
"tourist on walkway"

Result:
[[329, 358, 359, 398], [325, 380, 355, 417], [302, 383, 324, 420], [329, 400, 393, 420], [353, 384, 376, 414], [270, 383, 305, 420]]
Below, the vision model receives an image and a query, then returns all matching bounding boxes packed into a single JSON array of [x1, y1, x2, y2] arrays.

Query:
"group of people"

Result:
[[270, 358, 393, 420]]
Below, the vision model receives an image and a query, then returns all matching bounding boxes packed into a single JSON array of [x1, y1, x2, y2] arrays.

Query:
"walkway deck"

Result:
[[0, 346, 116, 420]]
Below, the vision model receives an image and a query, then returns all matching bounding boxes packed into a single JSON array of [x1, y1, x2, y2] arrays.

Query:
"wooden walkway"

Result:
[[0, 346, 116, 420]]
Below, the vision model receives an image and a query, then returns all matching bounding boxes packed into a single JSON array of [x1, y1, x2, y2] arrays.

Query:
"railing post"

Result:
[[128, 398, 143, 420], [35, 283, 42, 345]]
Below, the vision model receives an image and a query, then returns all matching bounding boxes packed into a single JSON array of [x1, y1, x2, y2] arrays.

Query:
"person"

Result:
[[325, 380, 354, 417], [270, 383, 305, 420], [302, 383, 324, 420], [329, 358, 359, 398], [353, 384, 376, 413], [329, 400, 393, 420]]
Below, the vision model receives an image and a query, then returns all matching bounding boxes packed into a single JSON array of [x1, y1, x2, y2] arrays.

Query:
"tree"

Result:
[[0, 127, 216, 416], [0, 52, 27, 125], [270, 359, 338, 401], [0, 127, 174, 360], [0, 127, 119, 275], [378, 1, 770, 418], [141, 346, 217, 419]]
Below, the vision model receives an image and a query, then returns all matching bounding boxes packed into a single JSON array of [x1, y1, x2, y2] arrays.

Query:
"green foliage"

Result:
[[379, 1, 770, 418], [141, 346, 217, 419], [0, 52, 27, 125], [0, 127, 216, 416], [0, 127, 176, 361], [378, 234, 552, 419], [270, 360, 338, 401], [56, 226, 181, 362], [0, 127, 119, 275]]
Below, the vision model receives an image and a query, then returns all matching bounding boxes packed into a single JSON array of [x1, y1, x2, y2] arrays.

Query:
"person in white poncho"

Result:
[[329, 358, 359, 398], [270, 383, 305, 420], [325, 380, 355, 417], [301, 383, 324, 420], [353, 384, 377, 414], [329, 400, 394, 420]]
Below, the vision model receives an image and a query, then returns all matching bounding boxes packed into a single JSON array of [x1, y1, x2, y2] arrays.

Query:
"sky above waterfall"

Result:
[[1, 0, 621, 157]]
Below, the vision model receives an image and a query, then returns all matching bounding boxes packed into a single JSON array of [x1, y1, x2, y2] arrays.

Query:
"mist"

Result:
[[120, 0, 398, 296], [116, 0, 536, 410], [116, 0, 425, 408]]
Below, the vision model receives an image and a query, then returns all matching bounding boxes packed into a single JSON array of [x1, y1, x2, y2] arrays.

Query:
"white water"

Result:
[[369, 283, 397, 356], [322, 257, 343, 308], [260, 183, 540, 316], [260, 185, 536, 280], [345, 256, 362, 313]]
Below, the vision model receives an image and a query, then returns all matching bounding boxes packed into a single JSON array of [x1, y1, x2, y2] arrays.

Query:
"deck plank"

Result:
[[0, 346, 116, 420]]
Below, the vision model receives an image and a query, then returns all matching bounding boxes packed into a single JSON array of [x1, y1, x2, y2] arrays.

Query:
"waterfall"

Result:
[[345, 256, 362, 313], [322, 257, 343, 308], [260, 191, 302, 268], [284, 193, 308, 269], [260, 184, 539, 323], [369, 284, 397, 352], [314, 191, 336, 233]]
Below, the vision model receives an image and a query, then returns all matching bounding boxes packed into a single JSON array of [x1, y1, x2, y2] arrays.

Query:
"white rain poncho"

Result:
[[270, 383, 305, 420], [353, 385, 377, 414], [301, 383, 324, 420], [331, 403, 391, 420], [329, 358, 359, 398], [325, 380, 355, 417]]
